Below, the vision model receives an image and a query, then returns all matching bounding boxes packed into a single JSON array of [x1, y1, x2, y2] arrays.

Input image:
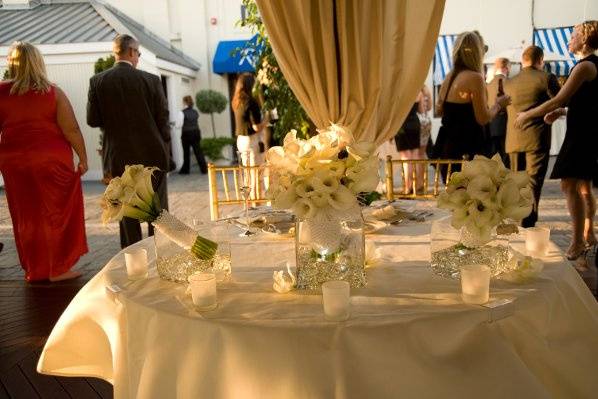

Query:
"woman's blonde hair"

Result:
[[451, 31, 484, 74], [575, 20, 598, 52], [6, 41, 52, 95]]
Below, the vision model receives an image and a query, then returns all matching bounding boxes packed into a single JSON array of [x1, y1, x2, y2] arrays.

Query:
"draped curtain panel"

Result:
[[255, 0, 445, 145]]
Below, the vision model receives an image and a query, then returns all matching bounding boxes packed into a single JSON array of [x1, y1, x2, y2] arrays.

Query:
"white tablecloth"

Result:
[[38, 216, 598, 399]]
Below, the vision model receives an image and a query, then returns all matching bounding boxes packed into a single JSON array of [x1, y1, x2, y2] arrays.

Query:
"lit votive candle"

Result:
[[460, 264, 490, 305], [124, 248, 148, 280], [188, 272, 217, 311], [526, 227, 550, 257], [322, 280, 350, 321]]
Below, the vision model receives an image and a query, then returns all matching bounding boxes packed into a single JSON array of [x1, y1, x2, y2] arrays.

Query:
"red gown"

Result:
[[0, 82, 88, 281]]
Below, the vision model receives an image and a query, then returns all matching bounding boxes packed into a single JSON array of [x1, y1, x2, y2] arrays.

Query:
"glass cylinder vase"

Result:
[[154, 221, 231, 283], [430, 216, 511, 279], [294, 209, 366, 289]]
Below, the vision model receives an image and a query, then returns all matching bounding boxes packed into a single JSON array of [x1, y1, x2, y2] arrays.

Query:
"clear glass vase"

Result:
[[430, 216, 511, 279], [294, 210, 366, 289], [154, 222, 231, 283]]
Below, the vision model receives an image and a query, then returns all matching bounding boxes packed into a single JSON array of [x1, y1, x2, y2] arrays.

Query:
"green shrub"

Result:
[[201, 137, 235, 161], [196, 90, 228, 138], [94, 55, 115, 75], [2, 69, 9, 80]]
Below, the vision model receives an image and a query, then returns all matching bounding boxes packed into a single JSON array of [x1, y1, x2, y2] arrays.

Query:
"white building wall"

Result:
[[106, 0, 253, 139], [45, 62, 104, 181]]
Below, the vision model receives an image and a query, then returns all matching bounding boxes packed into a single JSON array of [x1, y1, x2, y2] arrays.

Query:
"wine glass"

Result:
[[237, 150, 255, 237]]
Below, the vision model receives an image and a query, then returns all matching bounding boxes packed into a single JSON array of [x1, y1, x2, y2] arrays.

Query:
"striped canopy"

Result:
[[433, 34, 457, 85], [534, 27, 576, 76]]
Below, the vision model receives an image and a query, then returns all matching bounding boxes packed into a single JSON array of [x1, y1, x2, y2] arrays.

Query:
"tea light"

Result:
[[188, 272, 217, 311], [526, 227, 550, 257], [322, 280, 350, 321], [124, 248, 148, 280], [460, 264, 490, 305]]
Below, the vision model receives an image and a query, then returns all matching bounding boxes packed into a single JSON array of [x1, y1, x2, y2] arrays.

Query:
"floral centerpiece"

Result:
[[431, 154, 533, 278], [101, 165, 218, 282], [266, 125, 379, 289]]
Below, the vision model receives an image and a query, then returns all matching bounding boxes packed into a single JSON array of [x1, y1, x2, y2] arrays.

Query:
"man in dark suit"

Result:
[[87, 34, 171, 248], [504, 45, 560, 227], [487, 57, 510, 166]]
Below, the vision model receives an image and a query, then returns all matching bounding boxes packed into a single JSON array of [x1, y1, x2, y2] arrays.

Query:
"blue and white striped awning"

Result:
[[533, 27, 576, 76], [433, 34, 458, 85]]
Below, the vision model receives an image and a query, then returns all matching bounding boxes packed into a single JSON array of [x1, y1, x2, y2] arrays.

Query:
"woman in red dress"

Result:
[[0, 42, 88, 282]]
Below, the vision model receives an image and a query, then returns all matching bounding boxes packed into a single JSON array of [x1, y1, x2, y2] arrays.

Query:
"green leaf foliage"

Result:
[[237, 0, 312, 143], [200, 137, 235, 161], [2, 69, 9, 80], [195, 90, 228, 114], [94, 55, 115, 75]]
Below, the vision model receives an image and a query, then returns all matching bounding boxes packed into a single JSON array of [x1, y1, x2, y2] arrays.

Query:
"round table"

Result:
[[38, 213, 598, 399]]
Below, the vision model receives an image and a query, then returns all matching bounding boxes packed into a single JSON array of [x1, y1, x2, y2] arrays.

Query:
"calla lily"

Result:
[[104, 177, 125, 201], [273, 186, 298, 209], [311, 191, 331, 207], [292, 198, 318, 219], [311, 175, 338, 194], [508, 171, 531, 189], [450, 206, 469, 229], [466, 175, 497, 202], [328, 123, 354, 147], [467, 199, 500, 228], [347, 141, 376, 161], [294, 179, 317, 198], [438, 189, 469, 210], [328, 185, 357, 210]]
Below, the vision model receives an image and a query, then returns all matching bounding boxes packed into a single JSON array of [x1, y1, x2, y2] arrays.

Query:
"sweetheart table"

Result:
[[37, 211, 598, 399]]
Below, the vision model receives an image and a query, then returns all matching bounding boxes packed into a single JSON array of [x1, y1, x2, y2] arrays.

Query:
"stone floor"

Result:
[[0, 159, 597, 289]]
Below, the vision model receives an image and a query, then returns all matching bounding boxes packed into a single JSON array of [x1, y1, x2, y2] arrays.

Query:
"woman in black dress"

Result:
[[394, 103, 421, 193], [434, 31, 510, 179], [516, 21, 598, 261]]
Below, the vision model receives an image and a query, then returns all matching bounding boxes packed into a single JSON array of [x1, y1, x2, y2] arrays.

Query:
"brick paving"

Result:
[[0, 158, 597, 289]]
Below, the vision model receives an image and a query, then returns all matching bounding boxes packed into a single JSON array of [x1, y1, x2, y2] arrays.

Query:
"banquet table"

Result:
[[38, 208, 598, 399]]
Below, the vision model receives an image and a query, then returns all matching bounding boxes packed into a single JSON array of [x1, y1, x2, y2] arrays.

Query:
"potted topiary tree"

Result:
[[195, 90, 232, 163], [195, 89, 228, 138]]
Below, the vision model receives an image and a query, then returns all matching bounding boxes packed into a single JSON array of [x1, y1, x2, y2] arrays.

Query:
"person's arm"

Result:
[[515, 61, 597, 127], [152, 75, 171, 144], [56, 86, 88, 175], [86, 77, 102, 128], [248, 99, 269, 133], [470, 73, 510, 125], [435, 77, 449, 117], [544, 107, 567, 124]]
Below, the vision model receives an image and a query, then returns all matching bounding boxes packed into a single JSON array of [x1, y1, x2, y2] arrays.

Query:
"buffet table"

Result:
[[37, 213, 598, 399]]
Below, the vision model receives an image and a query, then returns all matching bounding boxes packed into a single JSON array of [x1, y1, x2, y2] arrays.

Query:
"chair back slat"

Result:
[[384, 157, 466, 200], [208, 163, 270, 220]]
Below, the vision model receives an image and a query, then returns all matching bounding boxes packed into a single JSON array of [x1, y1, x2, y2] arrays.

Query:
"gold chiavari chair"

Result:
[[207, 163, 270, 221], [384, 155, 468, 200]]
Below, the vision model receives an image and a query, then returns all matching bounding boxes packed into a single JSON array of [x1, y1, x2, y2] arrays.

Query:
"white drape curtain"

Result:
[[255, 0, 445, 145]]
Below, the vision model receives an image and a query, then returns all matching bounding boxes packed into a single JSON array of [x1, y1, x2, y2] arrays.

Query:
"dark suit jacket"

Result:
[[87, 62, 171, 177], [504, 67, 560, 153], [487, 74, 507, 138]]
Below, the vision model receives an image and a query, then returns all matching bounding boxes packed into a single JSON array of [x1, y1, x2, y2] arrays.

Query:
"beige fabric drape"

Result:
[[255, 0, 445, 145]]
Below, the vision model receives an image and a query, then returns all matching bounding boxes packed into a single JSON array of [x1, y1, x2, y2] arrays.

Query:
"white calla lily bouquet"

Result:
[[101, 165, 217, 260], [265, 125, 380, 219], [437, 154, 533, 244]]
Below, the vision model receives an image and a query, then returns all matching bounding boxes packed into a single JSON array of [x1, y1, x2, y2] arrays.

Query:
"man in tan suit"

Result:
[[487, 58, 511, 166], [504, 46, 560, 227]]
